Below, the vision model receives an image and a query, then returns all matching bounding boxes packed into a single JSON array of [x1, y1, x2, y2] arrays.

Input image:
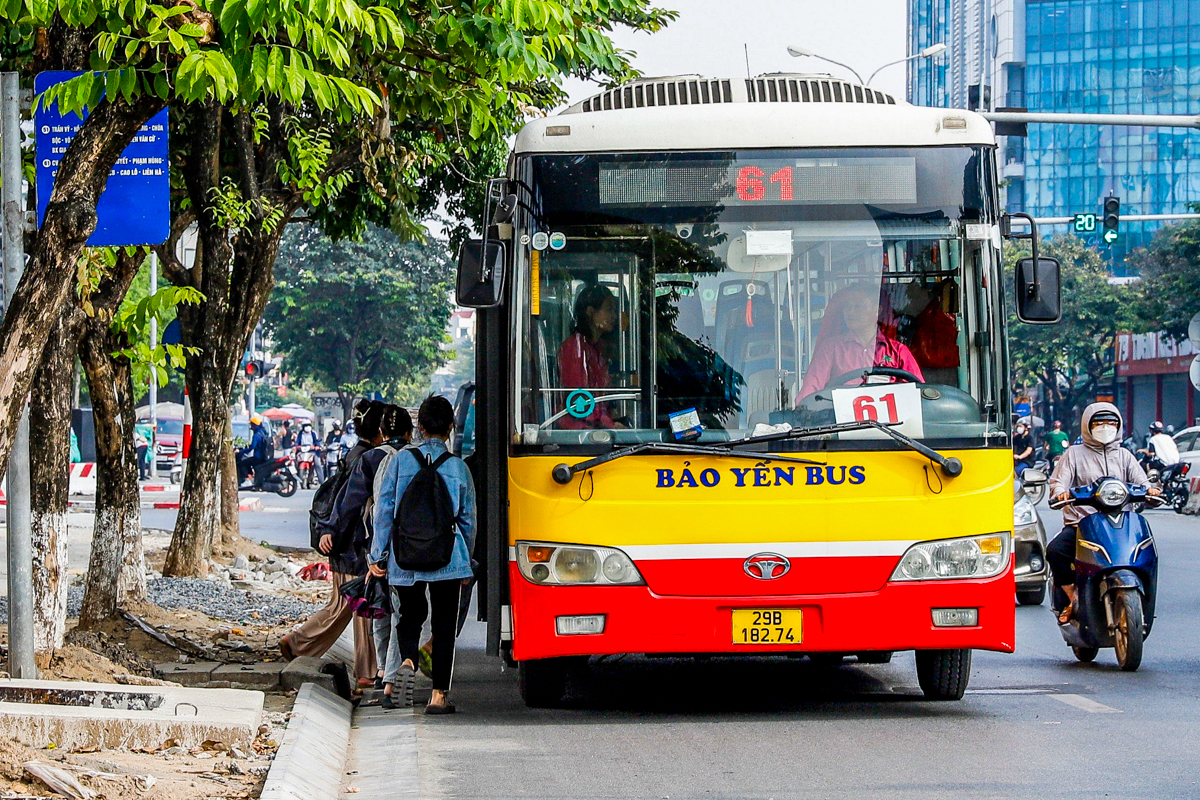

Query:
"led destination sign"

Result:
[[598, 157, 917, 208]]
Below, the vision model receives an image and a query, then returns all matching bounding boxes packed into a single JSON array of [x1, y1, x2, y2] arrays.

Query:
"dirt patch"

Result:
[[0, 721, 285, 799], [41, 643, 141, 684]]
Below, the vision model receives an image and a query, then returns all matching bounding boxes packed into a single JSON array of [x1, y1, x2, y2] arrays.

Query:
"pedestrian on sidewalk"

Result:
[[134, 422, 153, 481], [365, 405, 415, 708], [280, 399, 385, 687], [370, 395, 476, 715]]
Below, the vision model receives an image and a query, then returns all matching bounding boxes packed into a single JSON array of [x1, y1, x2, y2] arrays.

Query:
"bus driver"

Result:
[[798, 283, 924, 401], [557, 284, 626, 429]]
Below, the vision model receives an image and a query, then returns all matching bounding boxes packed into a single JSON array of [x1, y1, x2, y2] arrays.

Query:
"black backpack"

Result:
[[392, 450, 456, 571], [308, 453, 357, 549]]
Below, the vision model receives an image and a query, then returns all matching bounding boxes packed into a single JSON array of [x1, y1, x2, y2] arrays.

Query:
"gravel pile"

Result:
[[0, 579, 320, 626], [146, 578, 322, 625]]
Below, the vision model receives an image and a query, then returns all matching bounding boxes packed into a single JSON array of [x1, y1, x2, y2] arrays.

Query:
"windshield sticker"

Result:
[[668, 407, 703, 441], [530, 250, 540, 316], [832, 383, 925, 440], [549, 232, 567, 250], [531, 231, 549, 250], [655, 465, 866, 488], [565, 390, 596, 419], [519, 233, 531, 247]]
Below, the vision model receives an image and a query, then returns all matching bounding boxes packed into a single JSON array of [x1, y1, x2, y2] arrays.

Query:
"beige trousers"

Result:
[[287, 570, 378, 681]]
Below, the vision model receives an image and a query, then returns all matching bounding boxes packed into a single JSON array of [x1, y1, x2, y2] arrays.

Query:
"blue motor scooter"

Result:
[[1049, 479, 1163, 671]]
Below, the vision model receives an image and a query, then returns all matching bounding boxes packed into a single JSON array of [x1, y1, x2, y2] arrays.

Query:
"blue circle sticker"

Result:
[[565, 390, 596, 419]]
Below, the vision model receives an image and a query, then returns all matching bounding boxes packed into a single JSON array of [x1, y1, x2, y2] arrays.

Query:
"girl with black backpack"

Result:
[[369, 395, 476, 715]]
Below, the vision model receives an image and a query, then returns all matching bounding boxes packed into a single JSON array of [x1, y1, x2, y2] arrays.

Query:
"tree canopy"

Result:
[[1126, 213, 1200, 342], [265, 223, 454, 414], [1005, 235, 1152, 422]]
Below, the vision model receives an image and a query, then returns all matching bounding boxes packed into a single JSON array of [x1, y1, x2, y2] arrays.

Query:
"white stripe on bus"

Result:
[[507, 541, 914, 561]]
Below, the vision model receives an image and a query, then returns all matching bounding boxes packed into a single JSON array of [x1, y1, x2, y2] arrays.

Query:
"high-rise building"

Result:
[[907, 0, 1200, 270], [907, 0, 1200, 431]]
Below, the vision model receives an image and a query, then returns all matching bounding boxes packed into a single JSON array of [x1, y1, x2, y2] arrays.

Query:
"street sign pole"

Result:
[[1, 71, 36, 679], [149, 252, 158, 478]]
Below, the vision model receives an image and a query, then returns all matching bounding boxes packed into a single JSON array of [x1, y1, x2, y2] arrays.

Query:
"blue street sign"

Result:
[[35, 71, 170, 246]]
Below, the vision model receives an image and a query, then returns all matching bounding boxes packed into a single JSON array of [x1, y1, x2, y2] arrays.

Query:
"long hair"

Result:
[[572, 284, 614, 340]]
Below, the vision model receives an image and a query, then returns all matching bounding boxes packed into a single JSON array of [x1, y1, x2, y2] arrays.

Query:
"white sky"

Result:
[[563, 0, 909, 106]]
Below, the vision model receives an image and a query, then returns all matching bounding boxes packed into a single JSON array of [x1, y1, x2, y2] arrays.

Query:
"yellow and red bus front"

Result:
[[506, 450, 1015, 661]]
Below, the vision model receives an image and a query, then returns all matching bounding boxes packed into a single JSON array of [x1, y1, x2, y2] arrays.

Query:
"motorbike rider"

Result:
[[1012, 420, 1035, 478], [237, 415, 272, 486], [1044, 420, 1070, 469], [1049, 403, 1158, 624], [340, 420, 360, 451], [1138, 420, 1180, 469], [294, 419, 324, 481]]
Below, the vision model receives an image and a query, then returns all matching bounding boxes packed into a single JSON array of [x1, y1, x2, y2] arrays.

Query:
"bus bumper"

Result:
[[508, 563, 1015, 661]]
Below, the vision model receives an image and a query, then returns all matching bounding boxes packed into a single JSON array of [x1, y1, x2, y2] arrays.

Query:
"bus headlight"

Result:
[[516, 542, 645, 586], [890, 533, 1010, 581]]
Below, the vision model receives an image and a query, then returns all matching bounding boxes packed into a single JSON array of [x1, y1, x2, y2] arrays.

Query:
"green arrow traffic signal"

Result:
[[1103, 229, 1118, 244]]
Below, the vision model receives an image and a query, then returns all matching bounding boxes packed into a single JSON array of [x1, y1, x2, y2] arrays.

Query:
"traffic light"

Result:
[[245, 359, 264, 379], [1102, 196, 1120, 244]]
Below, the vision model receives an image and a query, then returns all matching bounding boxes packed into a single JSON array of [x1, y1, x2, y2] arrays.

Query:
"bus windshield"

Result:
[[512, 146, 1005, 452]]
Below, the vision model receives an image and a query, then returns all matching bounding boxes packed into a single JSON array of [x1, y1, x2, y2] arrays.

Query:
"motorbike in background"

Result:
[[1049, 479, 1163, 671], [240, 456, 299, 498], [1136, 452, 1191, 514], [324, 442, 344, 479], [295, 444, 321, 489]]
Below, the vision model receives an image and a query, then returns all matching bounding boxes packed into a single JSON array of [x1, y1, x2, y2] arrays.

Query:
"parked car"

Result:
[[138, 415, 184, 472], [1173, 425, 1200, 467], [1014, 472, 1049, 606]]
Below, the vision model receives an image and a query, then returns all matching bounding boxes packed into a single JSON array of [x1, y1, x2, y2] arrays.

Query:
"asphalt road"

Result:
[[413, 506, 1200, 800], [142, 488, 316, 550]]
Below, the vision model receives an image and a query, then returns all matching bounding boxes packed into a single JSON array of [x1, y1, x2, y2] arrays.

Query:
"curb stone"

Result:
[[260, 683, 352, 800]]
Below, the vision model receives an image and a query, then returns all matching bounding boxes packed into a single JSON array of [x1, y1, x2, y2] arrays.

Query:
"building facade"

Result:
[[907, 0, 1200, 267]]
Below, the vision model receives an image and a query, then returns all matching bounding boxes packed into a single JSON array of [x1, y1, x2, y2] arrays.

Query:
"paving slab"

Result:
[[0, 678, 263, 751], [154, 661, 221, 687], [280, 656, 337, 694], [210, 662, 282, 690], [260, 683, 351, 800]]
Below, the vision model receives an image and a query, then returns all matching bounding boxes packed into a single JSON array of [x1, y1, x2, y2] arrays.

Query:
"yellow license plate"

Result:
[[732, 609, 802, 645]]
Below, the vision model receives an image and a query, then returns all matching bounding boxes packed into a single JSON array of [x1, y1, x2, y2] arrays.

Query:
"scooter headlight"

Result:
[[891, 533, 1010, 581], [1095, 479, 1129, 510]]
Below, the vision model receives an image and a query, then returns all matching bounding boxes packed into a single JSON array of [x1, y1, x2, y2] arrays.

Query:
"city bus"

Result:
[[457, 73, 1060, 707]]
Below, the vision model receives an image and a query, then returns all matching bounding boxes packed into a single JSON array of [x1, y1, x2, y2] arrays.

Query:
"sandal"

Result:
[[1057, 603, 1075, 624], [424, 701, 456, 715]]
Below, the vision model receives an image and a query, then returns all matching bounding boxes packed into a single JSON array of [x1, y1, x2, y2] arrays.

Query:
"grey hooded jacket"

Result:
[[1048, 402, 1149, 526]]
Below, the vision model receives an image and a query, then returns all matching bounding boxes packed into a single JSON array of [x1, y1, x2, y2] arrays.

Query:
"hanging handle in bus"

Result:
[[1002, 212, 1062, 324]]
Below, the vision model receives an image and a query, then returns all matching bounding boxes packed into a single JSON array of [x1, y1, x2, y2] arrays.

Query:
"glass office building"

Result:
[[908, 0, 1200, 273]]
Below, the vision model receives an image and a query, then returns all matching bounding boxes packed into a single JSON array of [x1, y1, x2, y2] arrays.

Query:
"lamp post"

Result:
[[866, 43, 947, 87], [786, 46, 865, 85], [787, 43, 947, 87]]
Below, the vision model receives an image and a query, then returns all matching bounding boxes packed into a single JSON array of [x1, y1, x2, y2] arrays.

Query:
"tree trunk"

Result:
[[163, 102, 292, 576], [28, 305, 82, 660], [218, 409, 240, 552], [0, 94, 162, 483], [77, 324, 144, 628]]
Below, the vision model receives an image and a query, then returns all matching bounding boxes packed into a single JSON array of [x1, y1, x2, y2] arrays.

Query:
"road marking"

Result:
[[1050, 694, 1122, 714], [967, 688, 1055, 695]]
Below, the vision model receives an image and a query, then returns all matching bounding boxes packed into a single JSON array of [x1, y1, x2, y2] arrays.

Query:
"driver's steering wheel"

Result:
[[826, 366, 924, 389]]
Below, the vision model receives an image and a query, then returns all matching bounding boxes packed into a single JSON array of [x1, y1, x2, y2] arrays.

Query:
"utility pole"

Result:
[[1, 71, 36, 679], [148, 252, 158, 478]]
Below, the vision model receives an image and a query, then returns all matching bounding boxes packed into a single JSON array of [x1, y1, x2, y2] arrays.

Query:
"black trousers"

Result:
[[394, 579, 461, 692], [1047, 525, 1078, 587]]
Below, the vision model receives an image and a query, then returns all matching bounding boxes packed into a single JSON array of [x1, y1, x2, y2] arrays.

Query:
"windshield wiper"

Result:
[[551, 442, 825, 485], [724, 420, 964, 478]]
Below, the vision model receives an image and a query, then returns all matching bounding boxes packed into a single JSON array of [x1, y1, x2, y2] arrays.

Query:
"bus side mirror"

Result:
[[1015, 256, 1061, 324], [457, 239, 506, 308]]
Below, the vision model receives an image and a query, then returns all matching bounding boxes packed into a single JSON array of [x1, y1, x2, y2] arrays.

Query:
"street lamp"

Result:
[[865, 43, 947, 87], [786, 46, 865, 85], [786, 43, 947, 87]]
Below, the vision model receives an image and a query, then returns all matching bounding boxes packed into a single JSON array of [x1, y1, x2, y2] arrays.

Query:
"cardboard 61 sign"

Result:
[[831, 383, 925, 440]]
